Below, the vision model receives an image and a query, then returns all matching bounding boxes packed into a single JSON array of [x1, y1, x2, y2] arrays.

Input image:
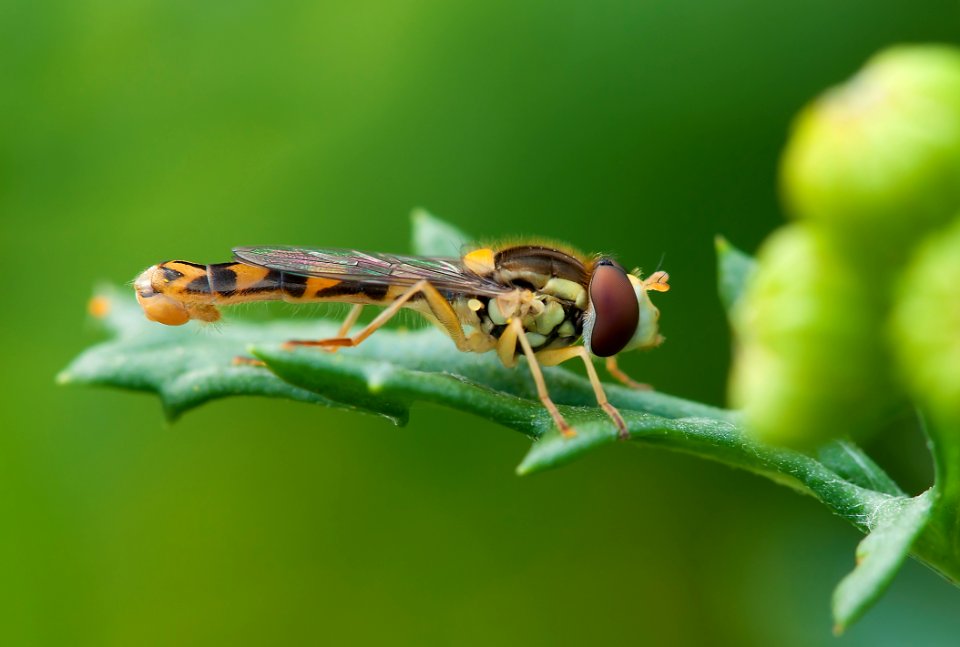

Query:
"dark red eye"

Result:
[[587, 260, 639, 357]]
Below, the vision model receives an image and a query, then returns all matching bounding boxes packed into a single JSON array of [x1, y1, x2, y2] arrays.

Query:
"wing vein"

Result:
[[233, 246, 509, 296]]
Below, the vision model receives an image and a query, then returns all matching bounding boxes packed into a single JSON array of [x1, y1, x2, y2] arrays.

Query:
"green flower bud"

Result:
[[891, 216, 960, 426], [781, 45, 960, 265], [730, 223, 896, 447]]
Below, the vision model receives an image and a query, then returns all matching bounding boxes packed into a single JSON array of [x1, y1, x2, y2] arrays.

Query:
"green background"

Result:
[[3, 1, 959, 644]]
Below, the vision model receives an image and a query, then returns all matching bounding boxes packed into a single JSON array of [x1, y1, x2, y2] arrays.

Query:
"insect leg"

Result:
[[293, 304, 370, 355], [537, 347, 629, 439], [605, 356, 652, 391], [503, 318, 575, 438], [284, 280, 468, 350], [532, 346, 582, 367], [412, 282, 470, 351], [581, 349, 628, 439], [337, 304, 365, 337], [232, 356, 266, 368], [496, 318, 520, 368]]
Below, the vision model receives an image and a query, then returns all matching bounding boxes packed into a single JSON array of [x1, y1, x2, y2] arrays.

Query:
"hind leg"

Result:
[[284, 280, 469, 351]]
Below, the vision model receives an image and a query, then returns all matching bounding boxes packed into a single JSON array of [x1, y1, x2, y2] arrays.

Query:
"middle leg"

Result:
[[537, 346, 629, 439], [500, 318, 575, 438], [336, 303, 365, 337]]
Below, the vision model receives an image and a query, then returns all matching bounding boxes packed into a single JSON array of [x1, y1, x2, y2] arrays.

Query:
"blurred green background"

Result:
[[3, 1, 960, 644]]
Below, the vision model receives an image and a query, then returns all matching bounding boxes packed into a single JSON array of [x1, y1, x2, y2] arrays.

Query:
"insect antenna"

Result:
[[630, 251, 667, 279], [652, 251, 667, 275]]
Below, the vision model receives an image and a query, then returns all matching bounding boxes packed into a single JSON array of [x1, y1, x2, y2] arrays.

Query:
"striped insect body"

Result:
[[135, 240, 670, 439]]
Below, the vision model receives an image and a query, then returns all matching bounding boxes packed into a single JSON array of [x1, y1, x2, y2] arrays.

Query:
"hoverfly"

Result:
[[134, 242, 669, 438]]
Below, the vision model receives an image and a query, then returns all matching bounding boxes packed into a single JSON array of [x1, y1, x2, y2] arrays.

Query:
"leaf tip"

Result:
[[410, 207, 430, 223], [714, 234, 731, 253], [363, 364, 395, 393], [833, 622, 845, 637], [159, 398, 185, 423], [55, 370, 72, 385], [515, 446, 550, 476]]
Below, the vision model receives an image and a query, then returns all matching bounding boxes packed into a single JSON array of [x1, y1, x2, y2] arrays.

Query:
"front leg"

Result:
[[538, 347, 629, 439], [605, 356, 652, 391]]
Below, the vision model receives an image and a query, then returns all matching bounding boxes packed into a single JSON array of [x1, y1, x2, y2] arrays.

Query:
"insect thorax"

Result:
[[451, 286, 584, 353], [476, 250, 590, 351]]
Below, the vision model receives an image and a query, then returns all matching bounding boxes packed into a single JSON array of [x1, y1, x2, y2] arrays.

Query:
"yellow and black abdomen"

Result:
[[135, 260, 394, 325]]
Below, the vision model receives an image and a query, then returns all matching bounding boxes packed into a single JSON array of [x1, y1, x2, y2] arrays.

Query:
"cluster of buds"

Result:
[[729, 45, 960, 447]]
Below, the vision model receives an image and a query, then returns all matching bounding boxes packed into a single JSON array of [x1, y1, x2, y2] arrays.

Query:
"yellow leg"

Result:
[[284, 280, 469, 350], [232, 356, 266, 368], [337, 304, 365, 337], [605, 356, 652, 391], [500, 319, 575, 438], [232, 304, 366, 364], [538, 347, 629, 439], [414, 281, 472, 351], [497, 317, 520, 368], [299, 304, 369, 355]]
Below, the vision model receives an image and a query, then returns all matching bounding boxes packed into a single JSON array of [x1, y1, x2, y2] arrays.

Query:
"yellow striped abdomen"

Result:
[[134, 260, 391, 325]]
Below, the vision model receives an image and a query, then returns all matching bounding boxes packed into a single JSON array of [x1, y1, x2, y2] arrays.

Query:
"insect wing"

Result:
[[233, 246, 509, 296]]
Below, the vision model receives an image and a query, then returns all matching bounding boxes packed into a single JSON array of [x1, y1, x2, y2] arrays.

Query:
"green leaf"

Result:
[[411, 208, 470, 256], [715, 235, 756, 316], [816, 440, 904, 497], [61, 286, 725, 429], [912, 416, 960, 588], [832, 491, 934, 634], [63, 286, 884, 501], [62, 286, 901, 519], [253, 340, 544, 434], [63, 287, 950, 629], [57, 287, 357, 420], [61, 218, 952, 632], [519, 415, 893, 528]]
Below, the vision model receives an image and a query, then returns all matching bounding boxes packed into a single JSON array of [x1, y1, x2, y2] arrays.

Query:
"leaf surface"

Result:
[[59, 221, 942, 633], [833, 491, 934, 633]]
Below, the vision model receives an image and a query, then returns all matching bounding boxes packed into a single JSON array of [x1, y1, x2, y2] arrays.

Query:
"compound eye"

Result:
[[588, 261, 640, 357]]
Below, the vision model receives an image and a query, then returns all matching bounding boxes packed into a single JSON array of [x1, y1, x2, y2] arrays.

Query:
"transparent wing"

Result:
[[233, 246, 510, 296]]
